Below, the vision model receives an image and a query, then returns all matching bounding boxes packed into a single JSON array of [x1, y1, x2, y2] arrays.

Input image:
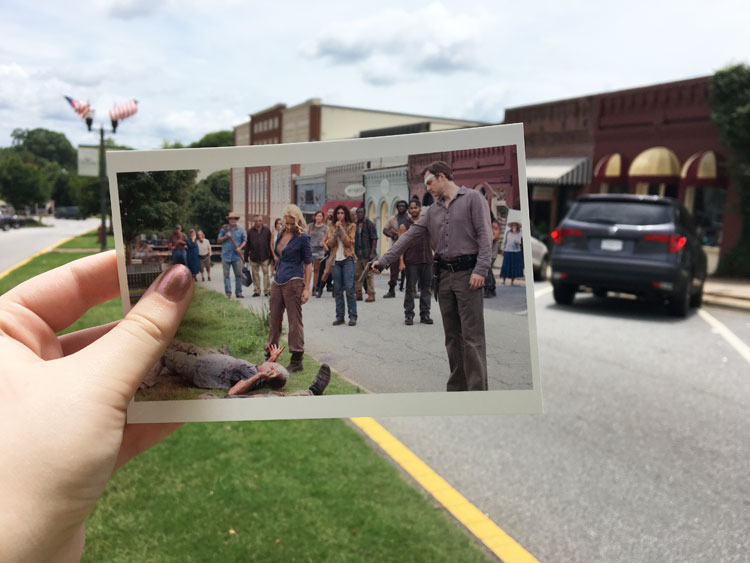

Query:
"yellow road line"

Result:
[[351, 417, 539, 563], [698, 308, 750, 365], [0, 234, 80, 280]]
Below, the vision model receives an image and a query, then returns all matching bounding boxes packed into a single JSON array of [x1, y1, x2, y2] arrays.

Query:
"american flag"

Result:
[[64, 96, 91, 119], [109, 99, 138, 121]]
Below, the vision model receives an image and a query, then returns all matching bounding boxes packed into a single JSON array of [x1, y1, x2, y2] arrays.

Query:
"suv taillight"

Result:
[[551, 228, 583, 245], [643, 233, 686, 253]]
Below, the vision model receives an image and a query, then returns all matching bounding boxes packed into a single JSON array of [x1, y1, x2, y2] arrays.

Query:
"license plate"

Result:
[[601, 238, 623, 251]]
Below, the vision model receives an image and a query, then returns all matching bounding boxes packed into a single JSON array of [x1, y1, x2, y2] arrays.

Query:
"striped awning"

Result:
[[525, 157, 591, 185], [680, 150, 726, 187], [593, 153, 624, 182]]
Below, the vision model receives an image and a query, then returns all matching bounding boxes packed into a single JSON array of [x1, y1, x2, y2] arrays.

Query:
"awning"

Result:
[[628, 147, 680, 181], [680, 150, 726, 187], [593, 153, 625, 182], [525, 157, 591, 185]]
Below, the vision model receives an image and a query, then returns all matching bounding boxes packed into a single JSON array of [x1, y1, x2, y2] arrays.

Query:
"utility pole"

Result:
[[99, 125, 107, 252]]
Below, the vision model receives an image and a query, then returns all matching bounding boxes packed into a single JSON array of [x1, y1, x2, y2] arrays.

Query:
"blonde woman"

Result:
[[266, 205, 313, 373]]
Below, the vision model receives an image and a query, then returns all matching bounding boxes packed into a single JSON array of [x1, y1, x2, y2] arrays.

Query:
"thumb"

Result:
[[71, 265, 194, 409]]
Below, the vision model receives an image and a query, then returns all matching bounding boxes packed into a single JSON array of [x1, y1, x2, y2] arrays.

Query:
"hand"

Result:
[[268, 344, 285, 363], [469, 273, 485, 290], [399, 262, 405, 272], [371, 261, 382, 273], [301, 288, 310, 305], [0, 252, 194, 562]]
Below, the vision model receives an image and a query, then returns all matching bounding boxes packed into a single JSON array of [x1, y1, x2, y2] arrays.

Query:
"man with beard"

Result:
[[382, 200, 409, 298], [372, 162, 492, 391], [397, 199, 434, 325]]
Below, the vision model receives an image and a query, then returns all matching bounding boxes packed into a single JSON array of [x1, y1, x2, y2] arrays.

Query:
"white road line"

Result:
[[535, 286, 553, 299], [698, 308, 750, 365]]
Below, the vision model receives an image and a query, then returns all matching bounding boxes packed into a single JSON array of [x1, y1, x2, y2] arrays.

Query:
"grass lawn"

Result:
[[2, 241, 494, 563], [56, 229, 116, 249], [135, 287, 361, 400]]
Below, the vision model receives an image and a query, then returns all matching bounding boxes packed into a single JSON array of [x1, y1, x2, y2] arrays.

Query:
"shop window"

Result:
[[692, 186, 726, 247]]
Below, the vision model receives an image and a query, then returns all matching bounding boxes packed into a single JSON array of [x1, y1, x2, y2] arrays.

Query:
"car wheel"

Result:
[[553, 282, 577, 305], [690, 279, 704, 308], [667, 279, 691, 317], [535, 256, 549, 281]]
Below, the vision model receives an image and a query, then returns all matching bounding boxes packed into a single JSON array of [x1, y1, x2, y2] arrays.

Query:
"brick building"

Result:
[[230, 100, 484, 230], [505, 76, 739, 271]]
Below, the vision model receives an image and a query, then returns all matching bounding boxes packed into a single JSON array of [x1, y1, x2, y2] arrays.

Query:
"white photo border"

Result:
[[108, 123, 543, 422]]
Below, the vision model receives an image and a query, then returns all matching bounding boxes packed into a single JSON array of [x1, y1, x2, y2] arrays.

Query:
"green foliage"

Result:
[[710, 64, 750, 154], [188, 169, 230, 240], [710, 63, 750, 271], [715, 242, 750, 277], [117, 169, 198, 256], [0, 155, 49, 210], [10, 128, 77, 172], [161, 140, 186, 149], [68, 174, 101, 216], [189, 130, 233, 148]]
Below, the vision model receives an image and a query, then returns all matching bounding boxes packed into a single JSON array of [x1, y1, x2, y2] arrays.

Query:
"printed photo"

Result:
[[108, 124, 543, 422]]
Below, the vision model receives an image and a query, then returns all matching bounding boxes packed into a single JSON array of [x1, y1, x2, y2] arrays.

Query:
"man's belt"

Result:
[[434, 254, 477, 272]]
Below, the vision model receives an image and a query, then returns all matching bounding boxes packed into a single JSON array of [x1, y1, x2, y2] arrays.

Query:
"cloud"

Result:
[[303, 2, 486, 85], [461, 84, 510, 123], [94, 0, 164, 19]]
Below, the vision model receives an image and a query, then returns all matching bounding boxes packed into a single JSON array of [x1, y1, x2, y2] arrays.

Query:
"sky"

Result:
[[0, 0, 747, 151]]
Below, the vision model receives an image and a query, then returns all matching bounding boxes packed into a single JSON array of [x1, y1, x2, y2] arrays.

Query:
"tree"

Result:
[[188, 169, 230, 241], [710, 63, 750, 275], [11, 128, 77, 172], [189, 130, 233, 148], [0, 156, 49, 211], [117, 170, 198, 263]]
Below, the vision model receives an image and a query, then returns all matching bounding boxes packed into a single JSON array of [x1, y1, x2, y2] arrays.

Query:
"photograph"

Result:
[[109, 124, 543, 422]]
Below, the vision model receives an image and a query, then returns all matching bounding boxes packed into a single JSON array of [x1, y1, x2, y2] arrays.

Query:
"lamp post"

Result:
[[65, 96, 138, 252]]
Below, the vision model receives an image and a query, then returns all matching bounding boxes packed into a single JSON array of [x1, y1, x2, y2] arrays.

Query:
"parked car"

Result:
[[530, 233, 550, 281], [549, 194, 707, 317], [55, 206, 81, 219], [0, 213, 14, 231]]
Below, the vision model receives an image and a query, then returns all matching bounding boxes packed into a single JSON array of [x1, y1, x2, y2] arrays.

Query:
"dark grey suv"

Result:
[[549, 194, 707, 317]]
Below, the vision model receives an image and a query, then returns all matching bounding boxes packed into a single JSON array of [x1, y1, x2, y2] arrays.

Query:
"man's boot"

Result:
[[383, 285, 396, 298], [365, 294, 375, 302], [356, 292, 363, 301], [308, 364, 331, 396], [286, 351, 304, 373]]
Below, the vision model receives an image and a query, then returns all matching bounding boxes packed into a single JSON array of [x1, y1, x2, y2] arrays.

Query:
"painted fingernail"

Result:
[[155, 265, 192, 302]]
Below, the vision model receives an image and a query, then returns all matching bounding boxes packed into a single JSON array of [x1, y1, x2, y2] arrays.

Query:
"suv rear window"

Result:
[[569, 201, 672, 225]]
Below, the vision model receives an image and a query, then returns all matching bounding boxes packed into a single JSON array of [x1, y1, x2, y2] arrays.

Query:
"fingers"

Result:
[[2, 251, 120, 333], [59, 321, 119, 356], [71, 265, 194, 407], [115, 423, 183, 470]]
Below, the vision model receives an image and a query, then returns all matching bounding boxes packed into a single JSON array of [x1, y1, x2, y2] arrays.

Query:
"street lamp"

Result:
[[64, 96, 138, 252]]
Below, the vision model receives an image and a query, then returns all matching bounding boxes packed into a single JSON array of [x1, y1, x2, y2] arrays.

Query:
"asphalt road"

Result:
[[202, 270, 534, 392], [0, 217, 103, 274], [378, 285, 750, 562]]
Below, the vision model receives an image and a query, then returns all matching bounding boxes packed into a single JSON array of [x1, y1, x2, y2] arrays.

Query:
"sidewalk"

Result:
[[703, 276, 750, 312]]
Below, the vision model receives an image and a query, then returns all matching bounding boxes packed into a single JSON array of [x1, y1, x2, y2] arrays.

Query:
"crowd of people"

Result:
[[163, 161, 524, 389]]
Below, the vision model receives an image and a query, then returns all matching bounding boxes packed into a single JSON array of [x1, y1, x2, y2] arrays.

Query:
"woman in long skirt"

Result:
[[499, 222, 524, 286], [186, 229, 201, 282]]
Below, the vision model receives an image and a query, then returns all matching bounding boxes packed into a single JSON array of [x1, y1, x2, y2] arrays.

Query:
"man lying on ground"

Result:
[[156, 340, 330, 396]]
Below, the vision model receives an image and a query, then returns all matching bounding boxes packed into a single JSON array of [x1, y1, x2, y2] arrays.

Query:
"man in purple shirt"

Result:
[[373, 161, 492, 391]]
